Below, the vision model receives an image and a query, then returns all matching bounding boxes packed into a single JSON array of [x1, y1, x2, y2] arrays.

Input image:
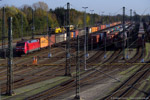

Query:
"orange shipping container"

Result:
[[71, 32, 74, 38], [92, 27, 98, 32], [91, 27, 94, 33], [96, 35, 100, 43], [39, 36, 49, 48], [91, 27, 95, 33], [50, 35, 55, 46], [104, 25, 106, 29], [96, 27, 98, 31], [38, 35, 56, 48]]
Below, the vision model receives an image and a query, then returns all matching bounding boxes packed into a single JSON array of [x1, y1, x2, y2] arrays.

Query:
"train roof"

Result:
[[17, 39, 39, 43]]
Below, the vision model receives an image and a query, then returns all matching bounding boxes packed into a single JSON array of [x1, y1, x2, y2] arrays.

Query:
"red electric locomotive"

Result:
[[16, 39, 40, 54]]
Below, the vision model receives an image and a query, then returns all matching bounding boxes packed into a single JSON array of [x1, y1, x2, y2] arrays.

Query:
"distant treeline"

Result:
[[0, 1, 148, 39]]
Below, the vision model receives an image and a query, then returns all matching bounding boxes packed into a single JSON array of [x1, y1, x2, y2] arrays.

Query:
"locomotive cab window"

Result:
[[16, 43, 25, 46]]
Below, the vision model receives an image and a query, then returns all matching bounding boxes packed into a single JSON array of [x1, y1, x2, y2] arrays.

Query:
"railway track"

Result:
[[0, 35, 97, 94], [24, 49, 123, 100], [0, 49, 137, 96], [104, 63, 150, 100], [0, 48, 75, 93], [102, 48, 150, 100], [0, 33, 84, 94], [0, 24, 137, 99], [0, 47, 64, 79], [25, 46, 143, 100]]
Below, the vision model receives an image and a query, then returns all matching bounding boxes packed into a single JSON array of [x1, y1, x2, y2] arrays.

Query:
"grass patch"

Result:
[[131, 75, 150, 97], [131, 81, 146, 97], [71, 70, 85, 77], [145, 43, 150, 61], [2, 76, 70, 100], [125, 48, 137, 58], [120, 65, 138, 75]]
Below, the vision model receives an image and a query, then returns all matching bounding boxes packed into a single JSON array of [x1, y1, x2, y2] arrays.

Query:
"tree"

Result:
[[33, 1, 48, 11]]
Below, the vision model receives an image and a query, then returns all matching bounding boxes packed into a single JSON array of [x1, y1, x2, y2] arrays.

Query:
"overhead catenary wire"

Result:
[[111, 8, 123, 16]]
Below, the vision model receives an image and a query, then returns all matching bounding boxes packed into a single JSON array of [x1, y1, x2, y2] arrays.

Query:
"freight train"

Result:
[[15, 22, 122, 55], [87, 22, 132, 49], [113, 23, 132, 48]]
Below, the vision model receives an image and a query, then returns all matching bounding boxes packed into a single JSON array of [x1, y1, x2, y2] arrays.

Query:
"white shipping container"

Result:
[[89, 28, 92, 34], [64, 33, 67, 41]]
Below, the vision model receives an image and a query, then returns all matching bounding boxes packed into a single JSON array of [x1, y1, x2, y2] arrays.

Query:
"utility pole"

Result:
[[126, 31, 129, 59], [104, 32, 107, 59], [101, 11, 104, 24], [47, 11, 49, 36], [109, 13, 110, 24], [48, 27, 52, 58], [82, 7, 88, 70], [141, 34, 145, 63], [74, 35, 80, 99], [126, 10, 132, 59], [91, 37, 93, 51], [32, 9, 34, 39], [7, 17, 13, 96], [90, 10, 94, 27], [65, 2, 71, 76], [2, 7, 6, 58], [21, 14, 23, 40], [86, 27, 89, 57], [63, 10, 66, 27], [130, 9, 132, 23], [64, 10, 67, 27], [0, 82, 1, 100], [122, 7, 125, 60]]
